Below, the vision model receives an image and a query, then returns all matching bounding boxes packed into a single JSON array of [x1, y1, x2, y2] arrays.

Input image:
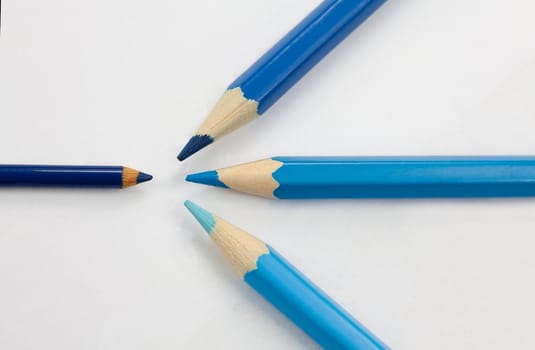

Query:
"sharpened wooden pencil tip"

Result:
[[122, 167, 152, 188], [184, 200, 269, 277], [177, 135, 214, 161]]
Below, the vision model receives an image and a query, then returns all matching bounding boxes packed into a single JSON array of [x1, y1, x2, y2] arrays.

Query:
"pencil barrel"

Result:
[[271, 156, 535, 198], [245, 247, 388, 350], [229, 0, 387, 114], [0, 165, 124, 187]]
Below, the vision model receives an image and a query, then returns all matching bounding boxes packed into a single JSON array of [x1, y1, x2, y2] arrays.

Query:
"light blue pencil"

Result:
[[178, 0, 387, 160], [185, 200, 389, 350], [186, 156, 535, 199]]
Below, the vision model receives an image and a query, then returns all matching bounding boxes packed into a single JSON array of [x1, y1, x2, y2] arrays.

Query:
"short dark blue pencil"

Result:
[[178, 0, 387, 160], [0, 165, 152, 188], [187, 156, 535, 199]]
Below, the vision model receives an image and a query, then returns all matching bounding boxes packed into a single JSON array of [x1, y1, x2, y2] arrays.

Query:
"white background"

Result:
[[1, 0, 535, 349]]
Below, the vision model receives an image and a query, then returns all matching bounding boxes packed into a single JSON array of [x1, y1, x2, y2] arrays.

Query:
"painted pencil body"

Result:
[[0, 165, 152, 188], [184, 200, 389, 350], [178, 0, 387, 160], [186, 156, 535, 199]]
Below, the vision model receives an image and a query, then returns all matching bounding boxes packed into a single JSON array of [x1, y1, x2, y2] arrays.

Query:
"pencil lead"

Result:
[[186, 170, 228, 188], [184, 200, 216, 234], [122, 167, 152, 187], [177, 135, 214, 161], [136, 171, 153, 184]]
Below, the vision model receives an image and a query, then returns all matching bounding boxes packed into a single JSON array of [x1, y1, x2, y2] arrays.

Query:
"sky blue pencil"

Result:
[[184, 200, 389, 349], [178, 0, 387, 160], [186, 156, 535, 199]]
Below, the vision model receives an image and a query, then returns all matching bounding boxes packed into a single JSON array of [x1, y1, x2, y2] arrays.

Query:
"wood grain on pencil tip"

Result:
[[187, 158, 283, 198], [184, 200, 389, 349], [121, 166, 153, 188], [184, 200, 268, 275], [177, 0, 387, 161], [177, 88, 259, 161]]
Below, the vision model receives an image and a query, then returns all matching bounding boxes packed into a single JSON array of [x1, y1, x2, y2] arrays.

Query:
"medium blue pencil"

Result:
[[178, 0, 387, 160], [185, 200, 389, 350], [0, 165, 152, 188], [186, 156, 535, 199]]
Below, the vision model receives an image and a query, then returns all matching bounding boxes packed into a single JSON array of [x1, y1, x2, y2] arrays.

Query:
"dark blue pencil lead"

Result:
[[177, 135, 213, 161], [136, 172, 153, 184]]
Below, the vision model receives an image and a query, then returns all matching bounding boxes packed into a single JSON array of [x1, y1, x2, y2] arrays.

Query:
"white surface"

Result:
[[1, 0, 535, 348]]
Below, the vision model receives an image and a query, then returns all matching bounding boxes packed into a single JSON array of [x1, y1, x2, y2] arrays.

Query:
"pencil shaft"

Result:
[[187, 156, 535, 199], [178, 0, 386, 160], [230, 0, 386, 113], [246, 247, 388, 350], [184, 201, 389, 350], [0, 165, 125, 188], [273, 156, 535, 198]]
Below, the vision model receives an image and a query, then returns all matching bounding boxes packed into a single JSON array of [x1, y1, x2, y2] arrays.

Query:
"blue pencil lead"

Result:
[[184, 200, 216, 234], [177, 135, 214, 161], [136, 172, 153, 184], [186, 170, 228, 188]]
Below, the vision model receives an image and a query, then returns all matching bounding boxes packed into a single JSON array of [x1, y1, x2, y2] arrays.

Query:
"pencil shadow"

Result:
[[0, 186, 150, 194]]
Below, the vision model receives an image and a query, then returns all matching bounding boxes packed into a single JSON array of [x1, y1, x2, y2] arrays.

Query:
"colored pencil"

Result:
[[0, 165, 152, 188], [184, 200, 389, 350], [177, 0, 387, 161], [186, 156, 535, 199]]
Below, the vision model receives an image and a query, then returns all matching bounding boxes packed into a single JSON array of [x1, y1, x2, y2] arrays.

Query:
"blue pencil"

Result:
[[0, 165, 152, 188], [178, 0, 387, 160], [184, 200, 389, 350], [186, 156, 535, 199]]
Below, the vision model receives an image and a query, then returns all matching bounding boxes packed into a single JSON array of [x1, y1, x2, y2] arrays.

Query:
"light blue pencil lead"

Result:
[[184, 200, 216, 234]]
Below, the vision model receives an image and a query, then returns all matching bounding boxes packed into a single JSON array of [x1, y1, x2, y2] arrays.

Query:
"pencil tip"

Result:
[[186, 171, 228, 188], [136, 171, 153, 184], [184, 200, 216, 234], [122, 167, 152, 188], [177, 135, 214, 161]]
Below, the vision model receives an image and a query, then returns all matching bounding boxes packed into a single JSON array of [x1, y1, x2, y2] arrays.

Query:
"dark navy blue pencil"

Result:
[[178, 0, 387, 160], [186, 156, 535, 199], [0, 165, 152, 188]]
